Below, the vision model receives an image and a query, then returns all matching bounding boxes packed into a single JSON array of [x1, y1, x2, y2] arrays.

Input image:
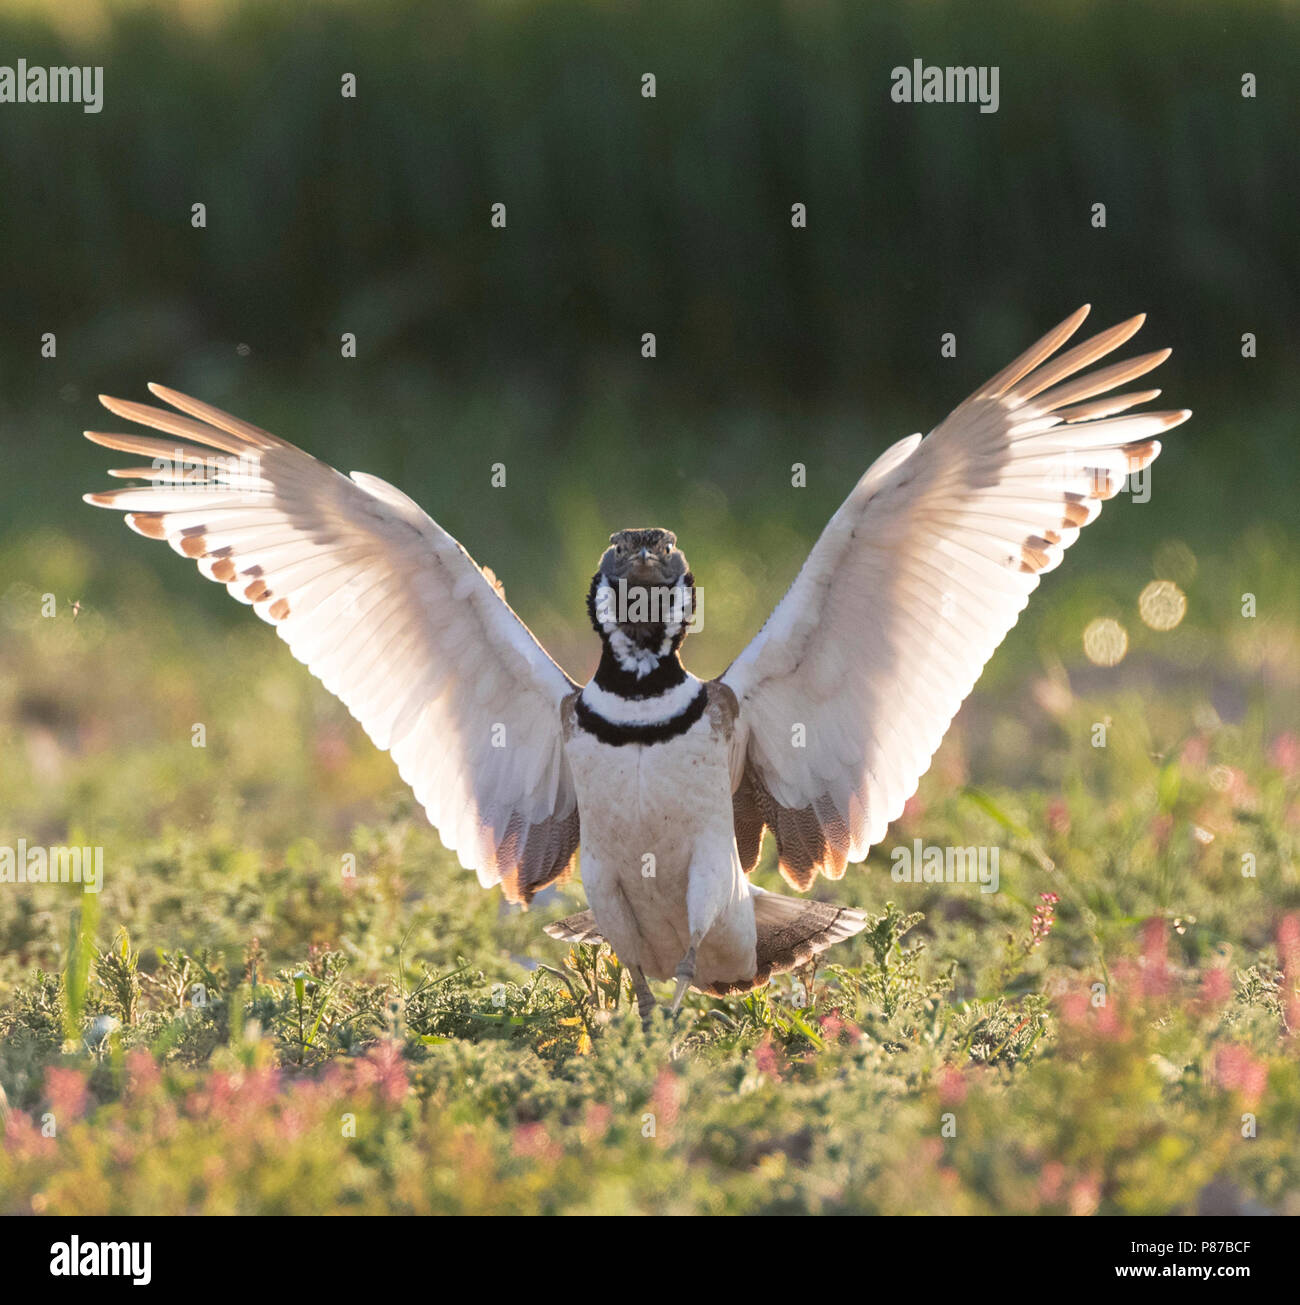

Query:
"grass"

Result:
[[1, 513, 1298, 1215]]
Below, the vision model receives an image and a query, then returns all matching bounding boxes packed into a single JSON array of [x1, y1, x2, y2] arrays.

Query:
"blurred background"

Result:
[[0, 0, 1295, 668], [0, 0, 1296, 930]]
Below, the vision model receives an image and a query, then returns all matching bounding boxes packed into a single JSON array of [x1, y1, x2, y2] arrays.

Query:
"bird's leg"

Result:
[[669, 945, 697, 1016], [629, 965, 656, 1031]]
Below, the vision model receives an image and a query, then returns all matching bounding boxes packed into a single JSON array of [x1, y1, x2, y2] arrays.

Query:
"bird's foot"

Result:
[[631, 966, 657, 1033], [669, 946, 697, 1017]]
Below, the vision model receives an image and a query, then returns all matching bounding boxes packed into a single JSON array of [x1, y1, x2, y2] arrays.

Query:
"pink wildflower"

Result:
[[1038, 1161, 1066, 1205], [581, 1102, 612, 1143], [1197, 966, 1232, 1011], [125, 1046, 160, 1098], [1029, 893, 1059, 950], [45, 1068, 89, 1122], [357, 1039, 408, 1107], [936, 1065, 966, 1107], [1045, 798, 1071, 836], [650, 1067, 680, 1136], [753, 1033, 784, 1081], [511, 1121, 560, 1162], [1149, 812, 1173, 851], [2, 1110, 56, 1161], [1139, 918, 1172, 998], [1269, 733, 1300, 777], [1213, 1044, 1267, 1106]]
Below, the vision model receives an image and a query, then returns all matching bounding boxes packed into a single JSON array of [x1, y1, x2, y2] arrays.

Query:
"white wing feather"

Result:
[[84, 385, 580, 903], [722, 306, 1190, 888]]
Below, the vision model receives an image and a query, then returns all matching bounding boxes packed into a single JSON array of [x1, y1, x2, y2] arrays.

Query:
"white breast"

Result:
[[564, 678, 756, 983]]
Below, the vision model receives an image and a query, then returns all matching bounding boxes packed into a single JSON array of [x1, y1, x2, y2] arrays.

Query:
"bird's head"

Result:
[[599, 527, 688, 588], [587, 527, 696, 677]]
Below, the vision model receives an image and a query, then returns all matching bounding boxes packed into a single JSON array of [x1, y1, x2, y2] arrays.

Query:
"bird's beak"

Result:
[[627, 552, 663, 585]]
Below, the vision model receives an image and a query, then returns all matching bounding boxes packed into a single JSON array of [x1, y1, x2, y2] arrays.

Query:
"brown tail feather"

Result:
[[697, 892, 869, 997], [543, 909, 605, 946], [544, 895, 868, 998]]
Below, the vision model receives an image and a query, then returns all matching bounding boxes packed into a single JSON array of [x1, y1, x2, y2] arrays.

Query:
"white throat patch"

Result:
[[594, 578, 693, 678]]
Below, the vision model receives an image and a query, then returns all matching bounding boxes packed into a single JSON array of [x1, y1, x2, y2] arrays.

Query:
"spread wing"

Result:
[[84, 385, 580, 904], [721, 306, 1190, 889]]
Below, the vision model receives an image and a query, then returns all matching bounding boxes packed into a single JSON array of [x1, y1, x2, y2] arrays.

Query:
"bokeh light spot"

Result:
[[1083, 617, 1128, 666], [1138, 579, 1187, 631]]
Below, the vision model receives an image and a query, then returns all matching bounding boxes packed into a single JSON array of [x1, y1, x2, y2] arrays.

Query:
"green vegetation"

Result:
[[1, 521, 1297, 1213]]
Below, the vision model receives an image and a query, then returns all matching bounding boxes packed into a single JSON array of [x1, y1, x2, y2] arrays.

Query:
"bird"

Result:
[[83, 305, 1189, 1025]]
